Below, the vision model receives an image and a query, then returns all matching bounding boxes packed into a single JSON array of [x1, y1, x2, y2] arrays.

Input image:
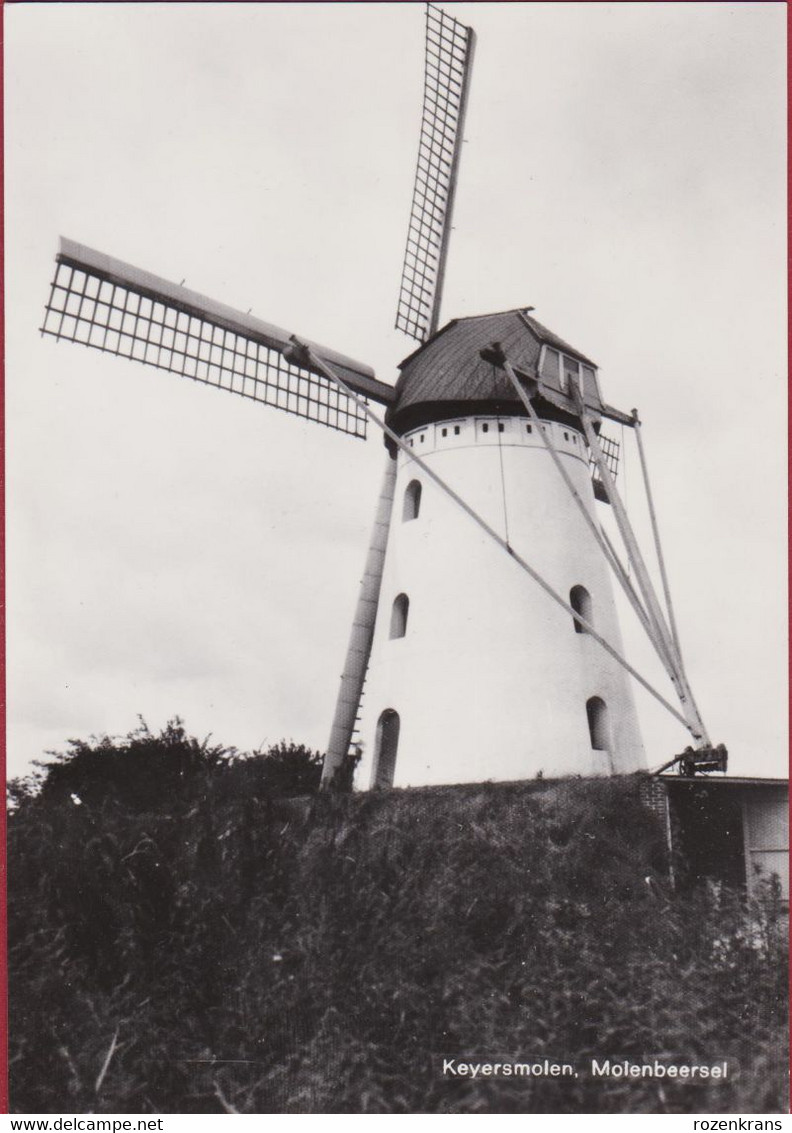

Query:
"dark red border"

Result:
[[1, 0, 8, 1113], [788, 0, 791, 1115]]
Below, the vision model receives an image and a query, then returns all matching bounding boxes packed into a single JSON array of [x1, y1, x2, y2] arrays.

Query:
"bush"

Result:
[[8, 762, 788, 1114]]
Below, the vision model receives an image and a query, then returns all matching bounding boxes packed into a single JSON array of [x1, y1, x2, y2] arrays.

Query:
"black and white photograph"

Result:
[[5, 1, 788, 1116]]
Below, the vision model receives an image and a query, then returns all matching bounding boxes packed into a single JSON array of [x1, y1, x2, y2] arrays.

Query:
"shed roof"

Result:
[[662, 776, 788, 791]]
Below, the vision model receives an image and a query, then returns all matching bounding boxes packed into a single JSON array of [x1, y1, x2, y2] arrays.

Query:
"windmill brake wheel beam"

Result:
[[489, 349, 665, 661], [576, 395, 710, 747], [284, 337, 693, 739], [491, 347, 701, 735], [485, 344, 711, 751]]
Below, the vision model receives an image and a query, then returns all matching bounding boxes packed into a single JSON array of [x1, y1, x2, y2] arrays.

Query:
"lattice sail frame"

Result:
[[395, 3, 475, 343], [590, 431, 620, 501], [41, 242, 391, 439]]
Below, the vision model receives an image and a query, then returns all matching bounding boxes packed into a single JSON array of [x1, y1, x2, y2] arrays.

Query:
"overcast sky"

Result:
[[6, 2, 787, 781]]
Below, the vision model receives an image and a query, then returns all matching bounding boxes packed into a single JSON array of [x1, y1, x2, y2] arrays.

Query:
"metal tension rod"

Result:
[[286, 337, 691, 731], [595, 522, 689, 700], [632, 409, 682, 662], [631, 409, 708, 749], [578, 396, 710, 746], [595, 521, 668, 657]]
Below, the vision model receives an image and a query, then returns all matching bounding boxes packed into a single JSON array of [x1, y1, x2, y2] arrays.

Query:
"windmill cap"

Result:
[[386, 309, 601, 435]]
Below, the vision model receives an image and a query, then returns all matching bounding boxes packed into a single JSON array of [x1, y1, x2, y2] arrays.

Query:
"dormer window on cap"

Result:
[[539, 345, 601, 407]]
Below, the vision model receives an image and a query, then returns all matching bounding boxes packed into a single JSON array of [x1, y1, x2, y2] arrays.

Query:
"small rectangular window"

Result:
[[563, 355, 580, 376], [420, 434, 425, 443], [454, 425, 460, 435], [526, 423, 532, 434], [542, 347, 560, 382], [581, 366, 598, 402], [563, 431, 569, 441], [441, 428, 447, 437], [482, 423, 489, 433], [498, 423, 504, 433]]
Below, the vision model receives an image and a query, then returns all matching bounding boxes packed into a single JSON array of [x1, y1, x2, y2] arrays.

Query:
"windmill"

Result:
[[38, 3, 727, 789]]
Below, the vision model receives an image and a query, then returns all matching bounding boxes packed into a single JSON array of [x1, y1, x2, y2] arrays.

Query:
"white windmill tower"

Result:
[[40, 4, 724, 791]]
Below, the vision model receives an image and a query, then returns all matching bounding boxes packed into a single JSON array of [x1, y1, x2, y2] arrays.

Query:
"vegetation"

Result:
[[8, 723, 788, 1114]]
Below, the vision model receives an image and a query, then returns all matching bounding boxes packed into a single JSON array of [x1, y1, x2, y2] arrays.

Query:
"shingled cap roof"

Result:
[[386, 309, 600, 435]]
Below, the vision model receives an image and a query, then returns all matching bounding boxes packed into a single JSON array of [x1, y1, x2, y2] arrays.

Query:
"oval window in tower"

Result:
[[403, 479, 422, 521], [586, 697, 611, 751], [389, 593, 409, 639], [372, 709, 400, 788], [570, 585, 593, 634]]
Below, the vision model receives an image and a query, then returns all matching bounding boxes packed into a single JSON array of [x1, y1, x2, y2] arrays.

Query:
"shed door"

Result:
[[670, 786, 746, 890]]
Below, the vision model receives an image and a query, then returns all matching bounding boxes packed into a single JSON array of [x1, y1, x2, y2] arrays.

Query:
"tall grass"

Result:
[[8, 736, 788, 1114]]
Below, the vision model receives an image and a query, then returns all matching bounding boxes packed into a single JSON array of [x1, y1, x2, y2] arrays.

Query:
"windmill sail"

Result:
[[395, 3, 475, 344], [42, 238, 394, 438]]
